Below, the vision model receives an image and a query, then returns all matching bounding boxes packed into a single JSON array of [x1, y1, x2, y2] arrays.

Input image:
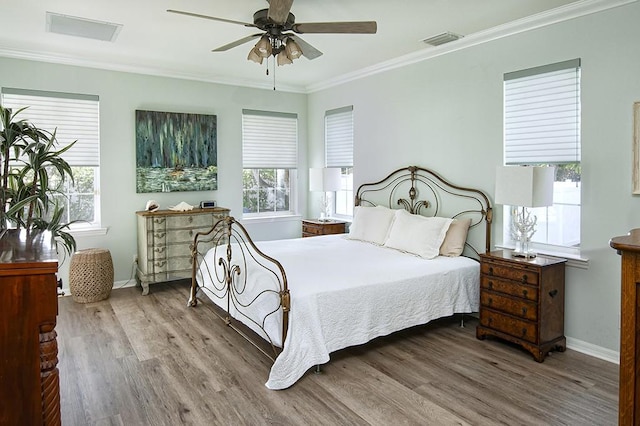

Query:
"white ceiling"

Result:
[[0, 0, 616, 93]]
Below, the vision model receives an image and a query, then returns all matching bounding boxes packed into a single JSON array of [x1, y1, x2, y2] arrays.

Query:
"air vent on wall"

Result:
[[46, 12, 122, 42], [422, 31, 463, 47]]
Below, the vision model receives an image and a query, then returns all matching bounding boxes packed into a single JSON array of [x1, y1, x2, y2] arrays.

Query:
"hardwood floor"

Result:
[[57, 282, 618, 425]]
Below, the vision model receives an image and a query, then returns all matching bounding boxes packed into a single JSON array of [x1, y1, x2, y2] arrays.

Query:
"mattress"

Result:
[[197, 234, 479, 390]]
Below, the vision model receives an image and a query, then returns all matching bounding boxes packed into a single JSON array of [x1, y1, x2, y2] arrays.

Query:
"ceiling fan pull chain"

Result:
[[273, 59, 276, 90]]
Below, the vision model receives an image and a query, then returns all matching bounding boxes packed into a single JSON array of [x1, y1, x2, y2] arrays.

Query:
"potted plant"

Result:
[[0, 104, 77, 256]]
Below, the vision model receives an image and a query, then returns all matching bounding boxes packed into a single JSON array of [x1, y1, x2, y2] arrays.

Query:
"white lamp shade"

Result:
[[495, 165, 555, 208], [309, 168, 341, 192]]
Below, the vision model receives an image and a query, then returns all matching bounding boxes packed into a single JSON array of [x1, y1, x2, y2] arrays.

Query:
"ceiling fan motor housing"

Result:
[[253, 8, 295, 33]]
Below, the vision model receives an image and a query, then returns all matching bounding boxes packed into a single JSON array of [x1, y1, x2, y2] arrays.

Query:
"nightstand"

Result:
[[302, 219, 346, 237], [476, 250, 567, 362]]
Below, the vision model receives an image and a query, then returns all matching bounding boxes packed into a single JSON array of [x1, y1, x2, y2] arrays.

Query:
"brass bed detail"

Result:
[[188, 165, 492, 385], [355, 165, 492, 258], [189, 216, 289, 362]]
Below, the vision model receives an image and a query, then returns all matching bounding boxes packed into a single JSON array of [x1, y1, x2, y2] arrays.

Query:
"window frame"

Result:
[[502, 60, 581, 258], [241, 109, 298, 219], [325, 106, 354, 219], [1, 88, 102, 231]]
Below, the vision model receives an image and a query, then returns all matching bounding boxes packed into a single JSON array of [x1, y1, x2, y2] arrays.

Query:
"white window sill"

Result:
[[495, 243, 589, 270], [240, 214, 302, 225], [68, 226, 109, 238]]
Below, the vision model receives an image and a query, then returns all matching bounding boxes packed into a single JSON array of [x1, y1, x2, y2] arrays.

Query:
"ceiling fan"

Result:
[[167, 0, 377, 66]]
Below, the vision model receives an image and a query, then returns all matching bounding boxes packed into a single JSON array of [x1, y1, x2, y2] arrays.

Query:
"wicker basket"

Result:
[[69, 248, 114, 303]]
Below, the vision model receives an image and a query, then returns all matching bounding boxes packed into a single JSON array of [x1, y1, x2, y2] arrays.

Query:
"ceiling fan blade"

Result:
[[287, 34, 323, 60], [267, 0, 294, 24], [167, 9, 255, 28], [293, 21, 377, 34], [212, 33, 264, 52]]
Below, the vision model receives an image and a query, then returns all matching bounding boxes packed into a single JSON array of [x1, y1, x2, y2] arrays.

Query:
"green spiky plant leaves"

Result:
[[0, 104, 77, 256]]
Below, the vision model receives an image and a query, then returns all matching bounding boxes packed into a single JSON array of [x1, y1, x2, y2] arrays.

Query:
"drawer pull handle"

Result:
[[522, 328, 527, 336], [488, 281, 493, 290], [488, 317, 493, 324], [522, 289, 528, 298], [488, 267, 494, 275], [521, 274, 528, 283], [549, 289, 558, 298], [188, 216, 193, 223], [189, 230, 193, 237], [488, 297, 493, 306], [522, 307, 528, 316]]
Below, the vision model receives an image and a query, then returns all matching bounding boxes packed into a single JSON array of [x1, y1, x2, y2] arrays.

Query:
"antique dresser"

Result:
[[135, 207, 229, 295]]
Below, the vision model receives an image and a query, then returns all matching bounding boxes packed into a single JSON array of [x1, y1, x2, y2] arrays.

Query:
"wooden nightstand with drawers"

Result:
[[302, 219, 347, 237], [476, 250, 567, 362]]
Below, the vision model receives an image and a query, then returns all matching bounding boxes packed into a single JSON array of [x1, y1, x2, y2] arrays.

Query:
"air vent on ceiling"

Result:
[[422, 32, 463, 47], [46, 12, 122, 42]]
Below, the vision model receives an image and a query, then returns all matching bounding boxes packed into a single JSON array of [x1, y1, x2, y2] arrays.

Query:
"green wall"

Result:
[[308, 1, 640, 355], [0, 58, 308, 292]]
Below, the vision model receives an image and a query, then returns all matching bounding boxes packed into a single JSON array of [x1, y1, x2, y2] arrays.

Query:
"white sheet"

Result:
[[197, 234, 479, 390]]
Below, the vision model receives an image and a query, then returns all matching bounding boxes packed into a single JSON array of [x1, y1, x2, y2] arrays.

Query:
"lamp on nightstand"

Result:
[[494, 165, 555, 258], [309, 167, 341, 221]]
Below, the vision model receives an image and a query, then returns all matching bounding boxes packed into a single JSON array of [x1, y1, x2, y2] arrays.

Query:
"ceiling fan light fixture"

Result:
[[285, 39, 302, 60], [247, 48, 263, 64], [277, 50, 293, 66], [254, 35, 272, 58]]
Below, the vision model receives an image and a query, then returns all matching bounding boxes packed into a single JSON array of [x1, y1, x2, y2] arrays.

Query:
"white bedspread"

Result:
[[198, 234, 479, 390]]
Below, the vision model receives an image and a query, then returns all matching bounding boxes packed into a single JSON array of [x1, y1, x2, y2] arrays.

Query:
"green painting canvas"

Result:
[[135, 110, 217, 193]]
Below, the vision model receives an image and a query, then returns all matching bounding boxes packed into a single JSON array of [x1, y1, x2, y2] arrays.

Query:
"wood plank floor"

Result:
[[57, 282, 618, 425]]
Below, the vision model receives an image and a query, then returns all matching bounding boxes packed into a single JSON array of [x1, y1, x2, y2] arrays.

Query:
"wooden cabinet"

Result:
[[610, 229, 640, 426], [476, 250, 566, 362], [302, 219, 346, 237], [136, 207, 229, 295], [0, 229, 60, 426]]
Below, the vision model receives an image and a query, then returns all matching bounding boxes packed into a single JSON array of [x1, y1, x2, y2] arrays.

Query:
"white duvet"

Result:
[[197, 234, 479, 390]]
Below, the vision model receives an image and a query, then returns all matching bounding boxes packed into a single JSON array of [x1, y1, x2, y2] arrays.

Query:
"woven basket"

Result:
[[69, 248, 114, 303]]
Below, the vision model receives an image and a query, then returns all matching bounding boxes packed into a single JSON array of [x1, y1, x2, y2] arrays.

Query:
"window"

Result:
[[242, 109, 298, 217], [503, 59, 581, 254], [1, 88, 101, 229], [325, 106, 354, 217]]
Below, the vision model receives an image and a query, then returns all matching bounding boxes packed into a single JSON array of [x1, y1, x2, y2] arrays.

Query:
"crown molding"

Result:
[[0, 47, 307, 94], [305, 0, 638, 93]]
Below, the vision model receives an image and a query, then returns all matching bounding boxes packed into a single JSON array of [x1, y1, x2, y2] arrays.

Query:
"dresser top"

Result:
[[482, 250, 567, 267], [136, 207, 230, 217], [0, 229, 58, 270], [610, 228, 640, 253]]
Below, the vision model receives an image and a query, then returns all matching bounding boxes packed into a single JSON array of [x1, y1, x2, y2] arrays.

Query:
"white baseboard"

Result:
[[566, 336, 619, 365], [60, 279, 137, 297]]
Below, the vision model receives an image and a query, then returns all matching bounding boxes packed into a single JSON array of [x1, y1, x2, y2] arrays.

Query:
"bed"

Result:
[[188, 166, 492, 390]]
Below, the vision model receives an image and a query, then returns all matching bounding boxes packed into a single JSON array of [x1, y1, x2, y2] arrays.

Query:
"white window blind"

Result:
[[1, 88, 100, 167], [504, 59, 580, 165], [325, 106, 353, 167], [242, 109, 297, 168]]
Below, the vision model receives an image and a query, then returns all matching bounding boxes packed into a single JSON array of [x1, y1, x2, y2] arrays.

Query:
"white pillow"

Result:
[[347, 205, 396, 245], [384, 210, 453, 259], [439, 218, 472, 257]]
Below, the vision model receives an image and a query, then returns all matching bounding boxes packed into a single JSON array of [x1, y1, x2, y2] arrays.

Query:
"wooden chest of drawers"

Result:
[[302, 219, 346, 237], [136, 207, 229, 295], [476, 250, 566, 362]]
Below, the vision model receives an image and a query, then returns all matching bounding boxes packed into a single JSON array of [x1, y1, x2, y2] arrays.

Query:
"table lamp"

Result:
[[309, 167, 341, 221], [494, 165, 555, 258]]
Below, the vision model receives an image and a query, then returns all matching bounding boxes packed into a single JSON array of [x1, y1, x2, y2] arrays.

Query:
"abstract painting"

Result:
[[135, 110, 217, 193]]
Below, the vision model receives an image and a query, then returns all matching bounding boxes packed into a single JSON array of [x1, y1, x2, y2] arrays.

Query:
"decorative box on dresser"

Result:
[[610, 229, 640, 426], [0, 229, 60, 426], [476, 250, 567, 362], [136, 207, 229, 295], [301, 219, 346, 237]]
